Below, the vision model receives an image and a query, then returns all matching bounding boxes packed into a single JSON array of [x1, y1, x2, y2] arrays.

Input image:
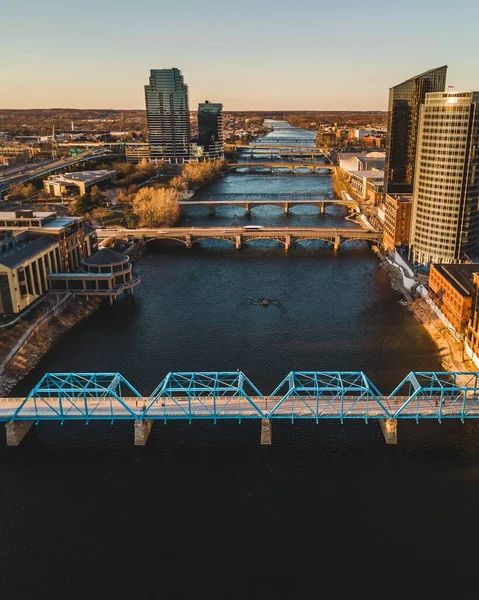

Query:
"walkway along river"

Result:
[[1, 131, 479, 598]]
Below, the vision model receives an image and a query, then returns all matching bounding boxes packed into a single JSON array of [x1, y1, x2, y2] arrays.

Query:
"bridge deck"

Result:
[[0, 395, 475, 421]]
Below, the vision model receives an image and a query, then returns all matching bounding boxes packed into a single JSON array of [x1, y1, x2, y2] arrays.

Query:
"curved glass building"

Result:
[[410, 91, 479, 265]]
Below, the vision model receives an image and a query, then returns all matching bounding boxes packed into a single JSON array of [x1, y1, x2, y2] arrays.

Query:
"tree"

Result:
[[68, 194, 94, 216], [91, 207, 110, 221], [135, 159, 156, 178], [132, 186, 181, 227], [8, 182, 36, 200]]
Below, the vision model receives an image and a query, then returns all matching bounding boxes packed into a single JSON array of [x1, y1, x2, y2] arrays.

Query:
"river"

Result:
[[1, 125, 478, 598]]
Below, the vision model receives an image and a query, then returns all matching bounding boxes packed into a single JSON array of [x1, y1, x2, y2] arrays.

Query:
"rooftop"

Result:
[[0, 234, 57, 269], [83, 248, 128, 266], [0, 211, 55, 220], [348, 170, 385, 179], [432, 263, 479, 298], [46, 170, 116, 184]]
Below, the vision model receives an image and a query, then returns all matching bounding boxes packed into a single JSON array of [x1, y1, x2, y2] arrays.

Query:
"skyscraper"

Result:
[[410, 90, 479, 265], [384, 66, 447, 199], [198, 101, 224, 160], [145, 68, 190, 163]]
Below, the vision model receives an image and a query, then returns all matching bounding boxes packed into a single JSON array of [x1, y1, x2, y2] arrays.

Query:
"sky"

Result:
[[1, 0, 479, 111]]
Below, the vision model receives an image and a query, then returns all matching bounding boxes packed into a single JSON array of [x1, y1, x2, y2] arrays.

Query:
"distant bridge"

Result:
[[95, 226, 379, 251], [179, 198, 362, 216], [228, 162, 335, 173], [226, 145, 331, 159], [2, 371, 479, 446]]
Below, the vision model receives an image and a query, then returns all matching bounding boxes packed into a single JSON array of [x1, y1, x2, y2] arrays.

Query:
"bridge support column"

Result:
[[379, 419, 397, 445], [245, 203, 251, 216], [333, 235, 340, 251], [261, 419, 272, 445], [284, 234, 291, 251], [209, 203, 214, 216], [235, 235, 242, 250], [320, 202, 326, 216], [134, 420, 153, 446], [284, 202, 289, 216], [5, 421, 33, 446], [185, 235, 192, 249]]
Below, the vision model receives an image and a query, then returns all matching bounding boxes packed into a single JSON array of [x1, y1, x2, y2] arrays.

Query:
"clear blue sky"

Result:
[[1, 0, 478, 110]]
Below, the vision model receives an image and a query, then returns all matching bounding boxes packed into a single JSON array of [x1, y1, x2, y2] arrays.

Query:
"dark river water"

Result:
[[2, 159, 479, 598]]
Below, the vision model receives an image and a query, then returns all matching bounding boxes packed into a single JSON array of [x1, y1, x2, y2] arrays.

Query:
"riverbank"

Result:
[[374, 246, 475, 372], [0, 296, 102, 396]]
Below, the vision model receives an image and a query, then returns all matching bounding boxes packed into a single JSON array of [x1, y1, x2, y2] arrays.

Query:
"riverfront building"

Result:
[[0, 211, 139, 314], [428, 263, 479, 335], [198, 101, 224, 160], [383, 194, 412, 251], [384, 66, 447, 199], [145, 68, 191, 163], [410, 91, 479, 265], [466, 273, 479, 367]]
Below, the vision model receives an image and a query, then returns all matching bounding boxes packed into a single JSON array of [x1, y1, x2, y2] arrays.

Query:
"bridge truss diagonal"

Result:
[[267, 371, 392, 422], [145, 371, 265, 422], [9, 372, 142, 423], [389, 371, 479, 422]]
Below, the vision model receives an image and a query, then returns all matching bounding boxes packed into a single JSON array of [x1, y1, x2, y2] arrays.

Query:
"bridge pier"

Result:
[[379, 419, 398, 445], [333, 235, 340, 251], [134, 419, 153, 446], [261, 419, 272, 445], [320, 202, 326, 216], [245, 202, 251, 216], [284, 202, 289, 216], [284, 234, 291, 251], [5, 421, 33, 446], [235, 235, 242, 250], [185, 235, 192, 249], [209, 203, 215, 216]]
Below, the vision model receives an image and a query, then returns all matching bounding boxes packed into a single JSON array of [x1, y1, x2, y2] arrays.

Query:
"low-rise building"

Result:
[[348, 169, 384, 201], [339, 151, 385, 173], [44, 170, 116, 197], [428, 263, 479, 335], [466, 273, 479, 367], [383, 194, 412, 251], [0, 210, 139, 314], [125, 143, 150, 164]]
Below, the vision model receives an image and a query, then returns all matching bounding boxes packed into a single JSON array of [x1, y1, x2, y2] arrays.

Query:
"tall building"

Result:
[[145, 68, 191, 163], [410, 91, 479, 265], [198, 101, 224, 160], [384, 66, 447, 198]]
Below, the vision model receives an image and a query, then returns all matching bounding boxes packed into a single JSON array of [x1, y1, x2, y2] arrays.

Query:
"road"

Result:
[[0, 148, 115, 197]]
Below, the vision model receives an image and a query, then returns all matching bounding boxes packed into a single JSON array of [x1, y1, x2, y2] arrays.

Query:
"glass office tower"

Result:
[[410, 91, 479, 265], [198, 101, 224, 160], [384, 66, 447, 198], [145, 68, 191, 163]]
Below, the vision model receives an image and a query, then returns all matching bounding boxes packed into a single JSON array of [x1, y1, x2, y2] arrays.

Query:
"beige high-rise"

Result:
[[410, 91, 479, 265]]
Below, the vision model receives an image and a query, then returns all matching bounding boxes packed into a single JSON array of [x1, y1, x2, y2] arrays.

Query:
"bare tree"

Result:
[[132, 186, 181, 227]]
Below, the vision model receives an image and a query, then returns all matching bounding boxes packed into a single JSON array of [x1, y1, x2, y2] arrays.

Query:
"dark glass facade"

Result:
[[198, 101, 224, 159], [384, 66, 447, 199]]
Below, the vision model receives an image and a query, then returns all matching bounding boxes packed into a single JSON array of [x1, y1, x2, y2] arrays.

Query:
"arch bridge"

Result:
[[96, 226, 380, 251]]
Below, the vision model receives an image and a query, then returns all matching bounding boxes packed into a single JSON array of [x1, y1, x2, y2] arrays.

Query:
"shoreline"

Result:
[[375, 248, 475, 372]]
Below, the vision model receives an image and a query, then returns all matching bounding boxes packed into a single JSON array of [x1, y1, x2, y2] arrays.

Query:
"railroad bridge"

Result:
[[1, 371, 479, 447]]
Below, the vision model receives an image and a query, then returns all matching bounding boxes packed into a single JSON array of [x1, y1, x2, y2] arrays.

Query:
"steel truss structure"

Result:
[[389, 372, 479, 422], [3, 371, 479, 424], [9, 373, 142, 423], [267, 371, 391, 422], [144, 371, 264, 422]]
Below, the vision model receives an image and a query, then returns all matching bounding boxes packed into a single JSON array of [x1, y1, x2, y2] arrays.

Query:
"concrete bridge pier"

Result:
[[134, 420, 153, 446], [235, 235, 242, 250], [284, 202, 289, 216], [209, 203, 215, 216], [261, 419, 272, 445], [333, 235, 340, 251], [284, 234, 291, 251], [379, 419, 398, 445], [185, 235, 192, 249], [320, 202, 326, 216], [5, 421, 33, 446], [245, 203, 251, 216]]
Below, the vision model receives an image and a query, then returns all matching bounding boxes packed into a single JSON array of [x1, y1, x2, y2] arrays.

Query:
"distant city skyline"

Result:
[[2, 0, 479, 110]]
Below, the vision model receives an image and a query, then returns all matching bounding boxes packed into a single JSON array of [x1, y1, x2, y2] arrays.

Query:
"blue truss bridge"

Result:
[[1, 371, 479, 447]]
